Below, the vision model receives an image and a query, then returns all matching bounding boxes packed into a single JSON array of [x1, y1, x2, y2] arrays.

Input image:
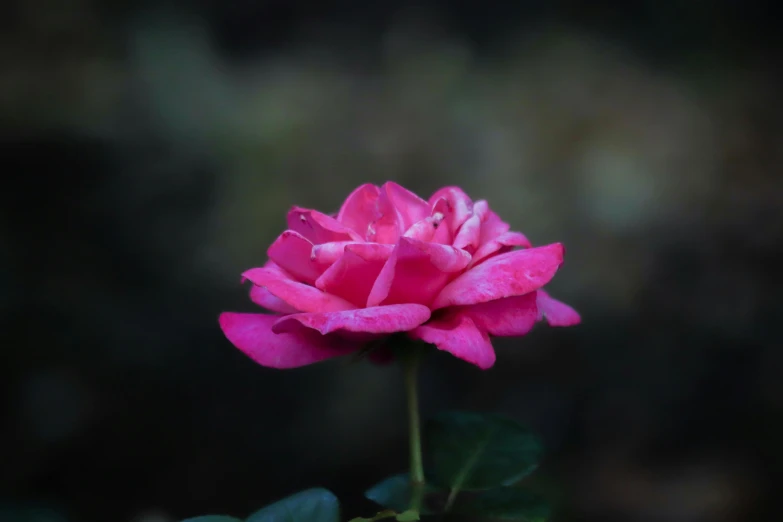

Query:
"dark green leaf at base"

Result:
[[425, 411, 543, 491], [451, 488, 550, 521], [365, 473, 442, 515], [245, 488, 340, 522]]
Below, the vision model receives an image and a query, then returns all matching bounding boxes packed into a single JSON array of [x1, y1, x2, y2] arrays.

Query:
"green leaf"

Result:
[[245, 488, 340, 522], [395, 510, 420, 521], [426, 411, 543, 491], [347, 510, 397, 522], [365, 474, 440, 515], [182, 515, 242, 522], [452, 488, 550, 521]]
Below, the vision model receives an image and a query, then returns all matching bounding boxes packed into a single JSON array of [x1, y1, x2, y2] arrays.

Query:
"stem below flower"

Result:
[[402, 345, 425, 510]]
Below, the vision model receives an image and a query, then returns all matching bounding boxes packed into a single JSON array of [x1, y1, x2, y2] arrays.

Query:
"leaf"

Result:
[[395, 510, 420, 521], [347, 510, 397, 522], [364, 473, 440, 515], [182, 515, 242, 522], [425, 411, 543, 491], [451, 488, 550, 521], [245, 488, 340, 522]]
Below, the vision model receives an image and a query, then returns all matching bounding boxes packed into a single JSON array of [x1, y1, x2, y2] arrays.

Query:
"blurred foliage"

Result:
[[1, 0, 782, 521]]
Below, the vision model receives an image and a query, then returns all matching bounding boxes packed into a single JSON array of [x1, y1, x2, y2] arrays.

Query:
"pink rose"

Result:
[[219, 183, 579, 369]]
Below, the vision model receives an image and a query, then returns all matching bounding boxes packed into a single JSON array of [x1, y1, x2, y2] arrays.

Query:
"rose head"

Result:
[[219, 182, 580, 369]]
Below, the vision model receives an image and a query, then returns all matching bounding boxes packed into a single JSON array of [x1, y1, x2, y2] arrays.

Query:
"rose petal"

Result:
[[249, 285, 299, 314], [272, 303, 431, 336], [243, 267, 356, 313], [537, 290, 581, 326], [267, 230, 330, 284], [453, 199, 489, 253], [403, 212, 446, 242], [219, 312, 352, 369], [362, 186, 404, 244], [432, 243, 564, 309], [367, 238, 471, 307], [287, 207, 361, 243], [479, 210, 511, 244], [429, 197, 455, 244], [311, 241, 368, 265], [428, 186, 474, 232], [463, 292, 538, 336], [382, 181, 430, 234], [315, 243, 394, 306], [470, 231, 532, 267], [337, 183, 381, 238], [409, 312, 496, 369]]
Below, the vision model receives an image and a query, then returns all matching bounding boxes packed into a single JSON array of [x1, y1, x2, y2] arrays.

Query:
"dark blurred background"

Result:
[[2, 0, 782, 521]]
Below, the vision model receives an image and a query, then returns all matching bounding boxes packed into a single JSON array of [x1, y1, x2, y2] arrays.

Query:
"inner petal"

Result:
[[367, 238, 471, 307]]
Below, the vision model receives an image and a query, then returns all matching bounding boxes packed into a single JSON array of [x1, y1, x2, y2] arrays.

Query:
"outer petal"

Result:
[[249, 285, 298, 314], [272, 304, 431, 336], [287, 207, 361, 243], [382, 181, 430, 234], [337, 183, 381, 238], [219, 312, 352, 369], [428, 186, 474, 233], [267, 230, 330, 284], [243, 267, 356, 313], [409, 312, 496, 369], [470, 231, 532, 267], [431, 243, 564, 309], [367, 237, 471, 307], [537, 290, 581, 326], [463, 292, 539, 336], [315, 243, 394, 306]]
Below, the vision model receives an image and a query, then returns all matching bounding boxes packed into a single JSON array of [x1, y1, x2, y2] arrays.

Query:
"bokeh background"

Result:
[[2, 1, 782, 521]]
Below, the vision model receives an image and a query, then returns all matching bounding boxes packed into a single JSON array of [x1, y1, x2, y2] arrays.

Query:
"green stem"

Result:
[[402, 347, 425, 509]]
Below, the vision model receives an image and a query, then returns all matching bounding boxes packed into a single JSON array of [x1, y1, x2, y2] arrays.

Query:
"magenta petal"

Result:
[[311, 241, 364, 265], [272, 304, 431, 336], [409, 312, 496, 369], [315, 243, 393, 306], [243, 267, 356, 313], [432, 243, 564, 309], [464, 293, 538, 336], [287, 207, 361, 243], [219, 312, 352, 369], [429, 197, 455, 244], [537, 290, 581, 326], [367, 238, 471, 307], [470, 231, 532, 267], [453, 214, 482, 252], [369, 188, 404, 244], [403, 213, 447, 242], [249, 285, 299, 314], [337, 183, 381, 238], [479, 210, 511, 244], [382, 181, 430, 233], [267, 230, 330, 284], [428, 186, 474, 233]]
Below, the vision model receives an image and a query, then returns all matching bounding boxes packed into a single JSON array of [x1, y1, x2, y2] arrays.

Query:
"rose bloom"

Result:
[[219, 183, 579, 369]]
